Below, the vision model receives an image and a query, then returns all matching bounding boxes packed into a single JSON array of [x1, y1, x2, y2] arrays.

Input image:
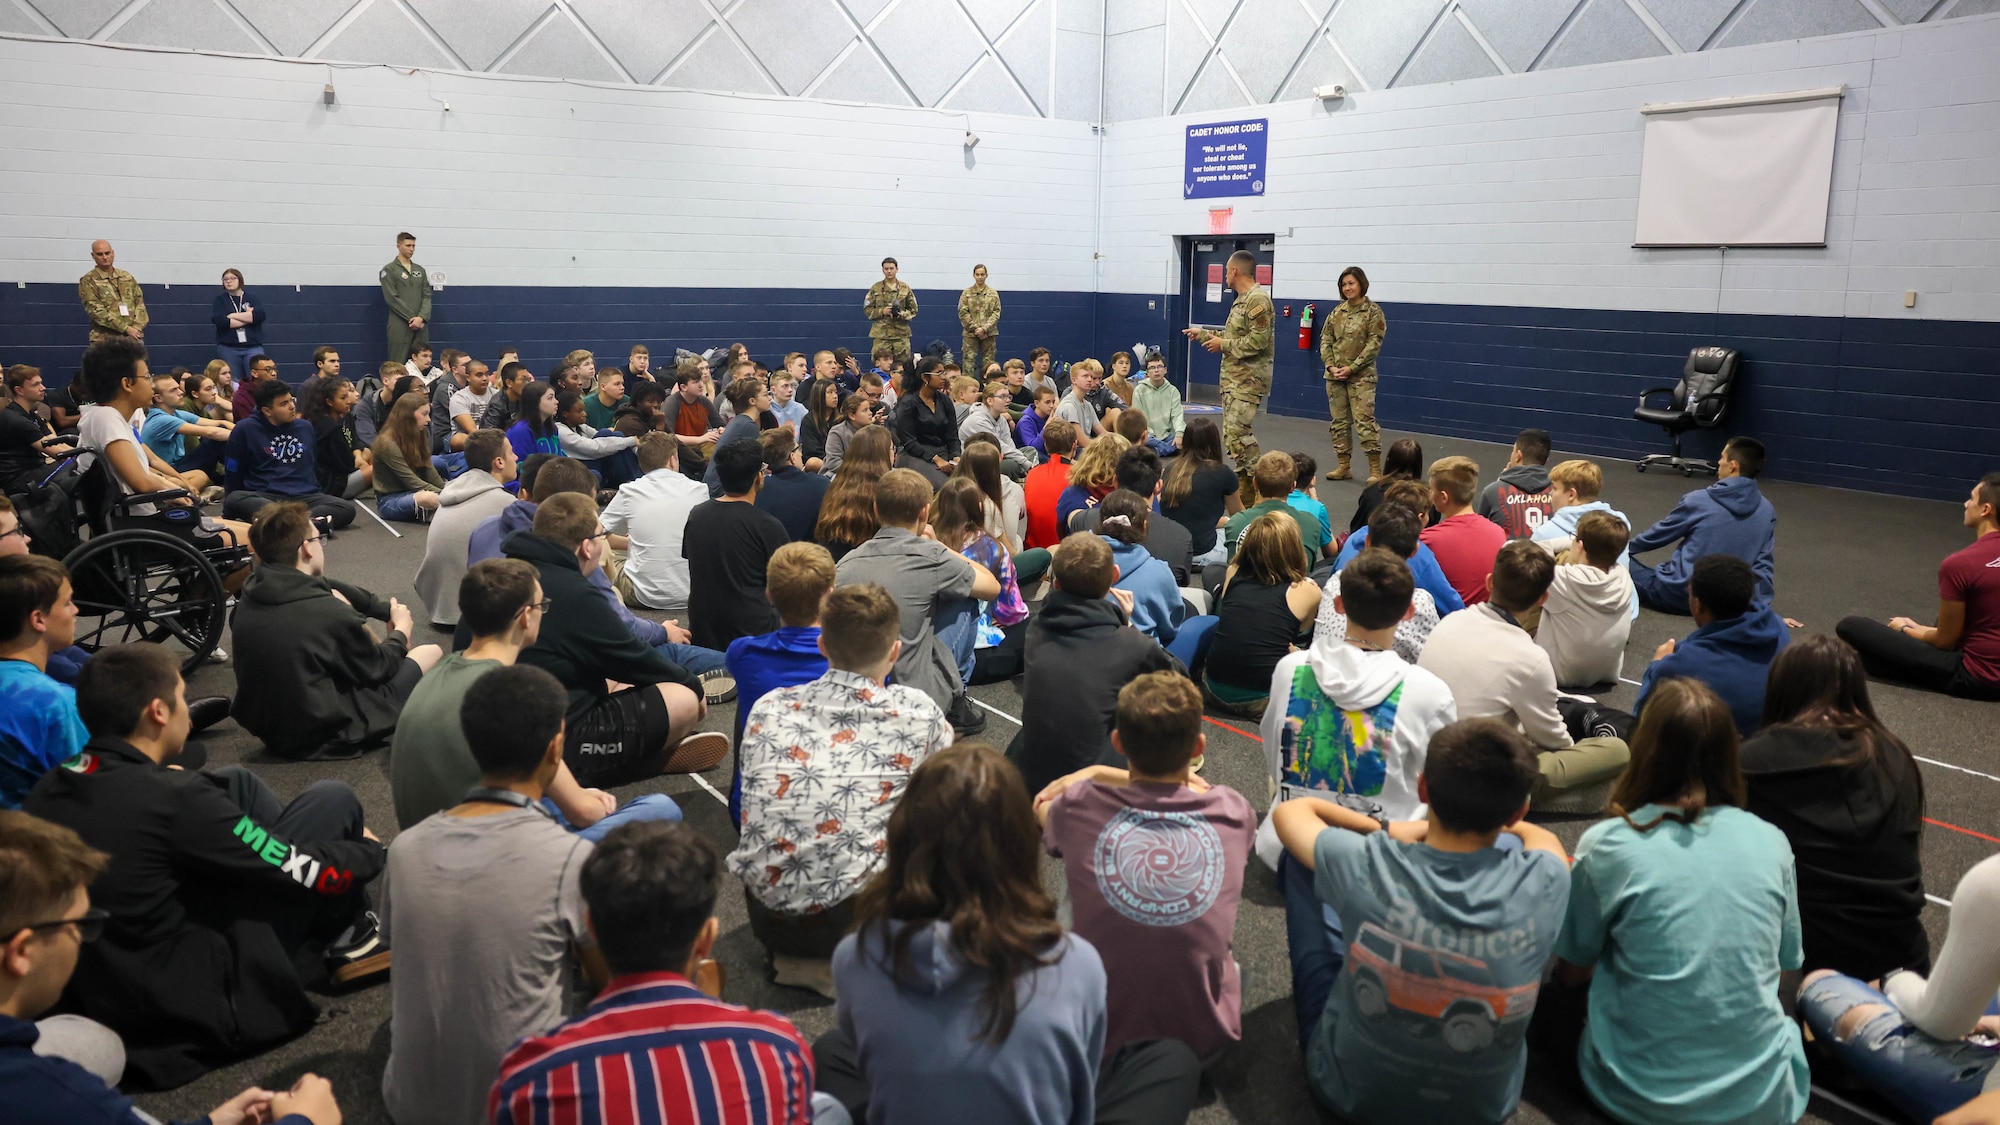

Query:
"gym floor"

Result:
[[134, 412, 1990, 1125]]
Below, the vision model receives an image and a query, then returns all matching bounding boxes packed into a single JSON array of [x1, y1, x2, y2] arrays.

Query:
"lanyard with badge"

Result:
[[101, 274, 130, 320], [231, 294, 250, 344]]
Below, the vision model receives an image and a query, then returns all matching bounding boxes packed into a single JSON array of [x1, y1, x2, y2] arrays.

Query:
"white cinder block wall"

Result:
[[0, 35, 1098, 294], [1098, 14, 2000, 325]]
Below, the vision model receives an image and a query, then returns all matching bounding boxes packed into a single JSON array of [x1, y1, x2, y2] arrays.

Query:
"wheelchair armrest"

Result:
[[115, 488, 193, 510], [1636, 386, 1679, 409]]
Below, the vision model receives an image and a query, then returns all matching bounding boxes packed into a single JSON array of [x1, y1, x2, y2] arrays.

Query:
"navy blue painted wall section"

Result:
[[0, 283, 1095, 388], [1094, 293, 1998, 503], [7, 281, 1990, 501]]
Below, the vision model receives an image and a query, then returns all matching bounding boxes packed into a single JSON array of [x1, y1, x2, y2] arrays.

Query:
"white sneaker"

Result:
[[206, 646, 229, 663]]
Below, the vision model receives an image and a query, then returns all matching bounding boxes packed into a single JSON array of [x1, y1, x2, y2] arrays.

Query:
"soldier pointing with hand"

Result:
[[1184, 250, 1274, 496]]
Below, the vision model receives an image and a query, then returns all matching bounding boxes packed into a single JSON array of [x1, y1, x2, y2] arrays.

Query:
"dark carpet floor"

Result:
[[131, 413, 1989, 1125]]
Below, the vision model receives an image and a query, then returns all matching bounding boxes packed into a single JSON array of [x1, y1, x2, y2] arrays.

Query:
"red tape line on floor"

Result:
[[1203, 715, 1261, 741]]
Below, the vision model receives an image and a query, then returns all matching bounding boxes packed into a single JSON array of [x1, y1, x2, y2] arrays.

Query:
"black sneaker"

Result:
[[948, 695, 987, 736], [327, 910, 391, 987]]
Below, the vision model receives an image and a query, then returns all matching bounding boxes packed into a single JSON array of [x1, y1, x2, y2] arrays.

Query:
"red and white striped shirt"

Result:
[[489, 971, 815, 1125]]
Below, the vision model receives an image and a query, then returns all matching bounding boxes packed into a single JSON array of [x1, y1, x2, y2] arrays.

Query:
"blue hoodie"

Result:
[[1629, 476, 1777, 604], [1333, 529, 1466, 614], [1636, 603, 1791, 735], [223, 411, 320, 497], [832, 921, 1107, 1125], [1105, 537, 1184, 644]]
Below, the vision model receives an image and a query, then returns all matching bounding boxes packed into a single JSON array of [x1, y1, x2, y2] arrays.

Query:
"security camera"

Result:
[[1313, 84, 1346, 101], [964, 131, 980, 149]]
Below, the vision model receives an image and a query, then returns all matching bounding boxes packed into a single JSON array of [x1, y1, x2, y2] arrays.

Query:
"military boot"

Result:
[[1325, 456, 1352, 481], [1365, 450, 1382, 480]]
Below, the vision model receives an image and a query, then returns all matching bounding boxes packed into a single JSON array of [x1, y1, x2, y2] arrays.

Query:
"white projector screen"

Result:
[[1634, 90, 1842, 248]]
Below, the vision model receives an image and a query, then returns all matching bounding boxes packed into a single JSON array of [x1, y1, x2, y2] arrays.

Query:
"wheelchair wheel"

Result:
[[63, 529, 227, 674]]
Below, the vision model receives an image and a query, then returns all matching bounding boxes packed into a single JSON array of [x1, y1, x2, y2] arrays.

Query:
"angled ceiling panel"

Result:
[[869, 0, 987, 104], [1637, 0, 1740, 51], [1456, 0, 1581, 72], [1165, 0, 1212, 106], [1276, 32, 1354, 100], [1716, 0, 1882, 49], [1103, 24, 1166, 121], [1052, 25, 1099, 118], [1539, 0, 1668, 69], [1183, 0, 1240, 38], [497, 11, 622, 81], [996, 0, 1053, 113], [844, 0, 896, 27], [404, 0, 545, 70], [728, 0, 853, 95], [1219, 0, 1319, 101], [314, 0, 458, 68], [1875, 0, 1935, 19], [660, 25, 778, 95], [567, 0, 709, 85], [108, 0, 265, 52], [24, 0, 126, 37], [1178, 54, 1249, 113], [941, 54, 1038, 114], [1393, 11, 1500, 86], [224, 0, 363, 55], [1327, 0, 1449, 89], [810, 42, 914, 104], [963, 0, 1037, 38]]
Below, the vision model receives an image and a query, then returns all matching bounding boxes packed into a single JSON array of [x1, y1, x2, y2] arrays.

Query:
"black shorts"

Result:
[[564, 685, 674, 788]]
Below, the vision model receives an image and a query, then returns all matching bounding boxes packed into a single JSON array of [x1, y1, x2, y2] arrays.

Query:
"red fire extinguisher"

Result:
[[1298, 303, 1316, 349]]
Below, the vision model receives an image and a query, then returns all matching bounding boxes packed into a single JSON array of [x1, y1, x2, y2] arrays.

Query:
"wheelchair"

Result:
[[15, 459, 251, 674]]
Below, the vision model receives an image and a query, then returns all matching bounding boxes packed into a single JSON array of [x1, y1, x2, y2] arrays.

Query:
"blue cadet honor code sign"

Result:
[[1185, 119, 1267, 199]]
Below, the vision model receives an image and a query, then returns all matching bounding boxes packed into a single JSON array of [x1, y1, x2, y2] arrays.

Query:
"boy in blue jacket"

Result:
[[1635, 554, 1790, 736], [1627, 436, 1776, 615]]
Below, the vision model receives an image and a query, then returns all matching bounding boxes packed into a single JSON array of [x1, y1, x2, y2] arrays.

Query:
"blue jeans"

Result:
[[1192, 542, 1228, 567], [935, 596, 979, 687], [377, 490, 427, 522], [1280, 851, 1345, 1053], [431, 452, 467, 480], [654, 641, 727, 676], [540, 793, 682, 843], [1146, 435, 1179, 458], [1796, 974, 2000, 1122], [1166, 614, 1219, 671], [215, 344, 266, 383]]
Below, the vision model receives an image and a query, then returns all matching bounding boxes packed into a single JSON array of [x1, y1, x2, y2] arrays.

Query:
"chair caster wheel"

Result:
[[1636, 463, 1647, 472]]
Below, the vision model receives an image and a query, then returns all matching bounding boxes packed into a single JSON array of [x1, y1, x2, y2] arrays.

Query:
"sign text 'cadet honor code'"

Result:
[[1185, 119, 1268, 199]]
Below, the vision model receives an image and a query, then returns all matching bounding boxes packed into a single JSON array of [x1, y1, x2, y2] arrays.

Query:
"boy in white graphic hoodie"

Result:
[[1535, 510, 1636, 689], [1255, 548, 1457, 868]]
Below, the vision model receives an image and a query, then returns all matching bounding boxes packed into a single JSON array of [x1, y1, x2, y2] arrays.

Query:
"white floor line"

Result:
[[1927, 893, 1954, 909], [689, 771, 729, 807], [1914, 755, 2000, 785], [970, 697, 1024, 725], [1618, 677, 1643, 687]]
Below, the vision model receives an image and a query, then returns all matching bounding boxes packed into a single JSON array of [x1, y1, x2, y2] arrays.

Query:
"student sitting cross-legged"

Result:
[[1533, 510, 1637, 690], [1311, 503, 1441, 666], [0, 809, 346, 1125], [1270, 718, 1570, 1125], [390, 559, 681, 838], [1633, 553, 1790, 737], [24, 645, 389, 1090], [814, 743, 1202, 1125], [491, 821, 835, 1125], [1035, 672, 1256, 1064], [728, 583, 952, 998], [1550, 678, 1810, 1125]]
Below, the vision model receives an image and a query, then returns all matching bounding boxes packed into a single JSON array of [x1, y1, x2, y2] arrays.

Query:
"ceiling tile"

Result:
[[1052, 24, 1099, 118], [1539, 0, 1667, 69], [1717, 0, 1882, 49], [29, 0, 127, 37], [868, 0, 986, 104], [810, 42, 914, 104], [568, 0, 709, 84], [1456, 0, 1581, 72], [497, 11, 622, 80], [1634, 0, 1738, 50], [1946, 0, 2000, 15], [109, 0, 265, 51], [0, 1, 48, 33], [1166, 0, 1211, 106], [1327, 0, 1449, 89], [844, 0, 896, 26], [314, 0, 458, 67], [963, 0, 1036, 38], [405, 0, 546, 70], [1178, 54, 1249, 113], [996, 0, 1051, 112], [1107, 0, 1166, 35], [223, 0, 364, 55], [1276, 32, 1352, 100], [1103, 24, 1165, 120], [728, 0, 853, 94], [1183, 0, 1239, 38], [1393, 11, 1499, 86], [1219, 0, 1319, 101], [941, 54, 1039, 114], [661, 25, 778, 94], [1875, 0, 1935, 19]]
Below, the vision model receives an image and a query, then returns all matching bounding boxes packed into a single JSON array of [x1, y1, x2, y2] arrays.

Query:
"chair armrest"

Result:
[[115, 488, 192, 510], [1636, 387, 1678, 409], [1687, 390, 1731, 425]]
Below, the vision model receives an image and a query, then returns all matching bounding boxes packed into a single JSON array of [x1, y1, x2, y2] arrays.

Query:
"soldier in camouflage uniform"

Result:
[[958, 264, 1001, 375], [79, 240, 148, 344], [1320, 265, 1387, 480], [380, 231, 433, 366], [1184, 250, 1274, 495], [864, 257, 919, 374]]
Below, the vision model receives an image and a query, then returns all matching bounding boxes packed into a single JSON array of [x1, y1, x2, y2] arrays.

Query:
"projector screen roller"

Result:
[[1634, 91, 1842, 248]]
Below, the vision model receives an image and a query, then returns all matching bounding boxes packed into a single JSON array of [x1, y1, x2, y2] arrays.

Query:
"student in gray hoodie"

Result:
[[414, 429, 517, 626], [814, 743, 1200, 1125], [1475, 428, 1556, 539]]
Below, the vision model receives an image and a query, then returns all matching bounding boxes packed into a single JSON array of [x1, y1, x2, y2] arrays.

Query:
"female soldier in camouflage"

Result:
[[1321, 266, 1386, 481]]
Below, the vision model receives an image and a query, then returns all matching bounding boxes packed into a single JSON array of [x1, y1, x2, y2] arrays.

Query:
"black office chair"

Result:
[[1634, 346, 1740, 476]]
